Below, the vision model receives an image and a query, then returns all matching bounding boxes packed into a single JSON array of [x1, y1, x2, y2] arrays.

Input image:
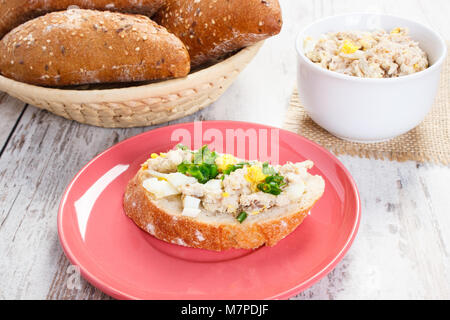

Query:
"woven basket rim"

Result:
[[0, 41, 264, 103]]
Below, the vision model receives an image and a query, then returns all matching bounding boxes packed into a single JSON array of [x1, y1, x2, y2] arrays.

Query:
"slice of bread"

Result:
[[124, 166, 325, 251]]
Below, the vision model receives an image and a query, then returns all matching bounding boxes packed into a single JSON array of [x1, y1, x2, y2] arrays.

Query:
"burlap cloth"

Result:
[[283, 45, 450, 165]]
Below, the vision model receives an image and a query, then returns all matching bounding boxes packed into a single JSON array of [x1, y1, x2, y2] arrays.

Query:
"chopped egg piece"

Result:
[[183, 195, 201, 208], [340, 39, 361, 54], [142, 178, 179, 199], [166, 172, 198, 191], [245, 165, 268, 191], [146, 169, 168, 179], [182, 196, 201, 217], [204, 179, 223, 192], [146, 170, 197, 191], [391, 27, 401, 34], [222, 192, 229, 198], [215, 154, 237, 172], [151, 153, 159, 159]]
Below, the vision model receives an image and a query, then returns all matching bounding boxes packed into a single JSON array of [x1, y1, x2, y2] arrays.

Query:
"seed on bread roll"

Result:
[[0, 0, 165, 39], [0, 9, 191, 87], [154, 0, 283, 67]]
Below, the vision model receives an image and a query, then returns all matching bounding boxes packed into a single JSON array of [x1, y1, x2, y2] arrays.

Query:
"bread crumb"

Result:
[[147, 223, 156, 235], [173, 238, 187, 246], [195, 230, 205, 242]]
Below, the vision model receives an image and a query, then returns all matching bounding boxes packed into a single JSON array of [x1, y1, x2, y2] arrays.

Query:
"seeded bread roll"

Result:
[[154, 0, 283, 67], [0, 9, 190, 87], [0, 0, 166, 39]]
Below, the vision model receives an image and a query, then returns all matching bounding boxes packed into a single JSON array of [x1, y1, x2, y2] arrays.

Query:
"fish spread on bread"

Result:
[[124, 145, 325, 251]]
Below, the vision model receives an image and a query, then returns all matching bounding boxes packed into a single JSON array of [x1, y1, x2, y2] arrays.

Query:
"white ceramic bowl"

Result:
[[296, 13, 447, 143]]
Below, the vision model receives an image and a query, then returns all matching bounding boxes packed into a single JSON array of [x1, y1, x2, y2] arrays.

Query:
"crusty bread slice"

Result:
[[124, 167, 325, 251]]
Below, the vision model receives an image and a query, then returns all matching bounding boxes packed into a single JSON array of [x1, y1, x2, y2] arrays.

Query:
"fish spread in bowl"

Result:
[[303, 28, 429, 78]]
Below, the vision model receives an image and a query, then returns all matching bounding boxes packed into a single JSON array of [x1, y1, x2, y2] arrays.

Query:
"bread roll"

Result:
[[154, 0, 283, 67], [0, 9, 190, 87], [0, 0, 165, 39]]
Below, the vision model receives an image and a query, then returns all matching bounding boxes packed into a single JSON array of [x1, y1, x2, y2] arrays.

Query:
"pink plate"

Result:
[[58, 121, 360, 300]]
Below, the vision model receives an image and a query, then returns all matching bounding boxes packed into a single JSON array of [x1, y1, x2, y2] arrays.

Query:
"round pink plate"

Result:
[[58, 121, 360, 300]]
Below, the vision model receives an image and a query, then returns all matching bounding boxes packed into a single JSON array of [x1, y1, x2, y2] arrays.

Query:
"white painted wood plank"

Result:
[[293, 157, 450, 299], [0, 94, 27, 150]]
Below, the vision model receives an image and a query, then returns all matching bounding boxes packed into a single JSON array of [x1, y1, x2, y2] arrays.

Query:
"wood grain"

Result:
[[0, 95, 27, 153], [0, 0, 449, 300], [292, 158, 450, 299]]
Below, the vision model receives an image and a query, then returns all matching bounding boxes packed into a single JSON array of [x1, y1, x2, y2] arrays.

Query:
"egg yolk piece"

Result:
[[245, 166, 268, 191], [215, 154, 238, 172], [340, 39, 361, 54]]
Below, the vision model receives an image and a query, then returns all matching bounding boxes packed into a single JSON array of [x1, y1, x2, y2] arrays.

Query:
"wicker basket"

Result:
[[0, 41, 263, 128]]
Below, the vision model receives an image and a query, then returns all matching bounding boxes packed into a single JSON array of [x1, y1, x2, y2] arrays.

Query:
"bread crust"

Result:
[[123, 169, 320, 251], [0, 9, 190, 86], [154, 0, 283, 67], [0, 0, 165, 39]]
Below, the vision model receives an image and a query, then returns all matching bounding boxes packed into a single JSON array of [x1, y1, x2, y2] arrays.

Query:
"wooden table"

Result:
[[1, 0, 449, 300]]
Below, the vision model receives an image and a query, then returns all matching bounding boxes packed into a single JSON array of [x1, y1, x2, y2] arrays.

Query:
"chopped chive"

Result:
[[237, 211, 248, 223], [262, 162, 276, 175], [176, 144, 189, 151], [176, 145, 219, 184], [223, 162, 250, 175], [257, 173, 286, 195]]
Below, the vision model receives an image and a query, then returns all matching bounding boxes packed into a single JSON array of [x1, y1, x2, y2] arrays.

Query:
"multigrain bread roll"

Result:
[[0, 9, 190, 87], [154, 0, 283, 67], [124, 146, 325, 251], [0, 0, 166, 39]]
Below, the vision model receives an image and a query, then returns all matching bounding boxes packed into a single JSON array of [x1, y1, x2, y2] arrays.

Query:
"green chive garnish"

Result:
[[257, 173, 286, 195], [237, 211, 248, 223], [176, 144, 189, 151], [177, 145, 219, 184]]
